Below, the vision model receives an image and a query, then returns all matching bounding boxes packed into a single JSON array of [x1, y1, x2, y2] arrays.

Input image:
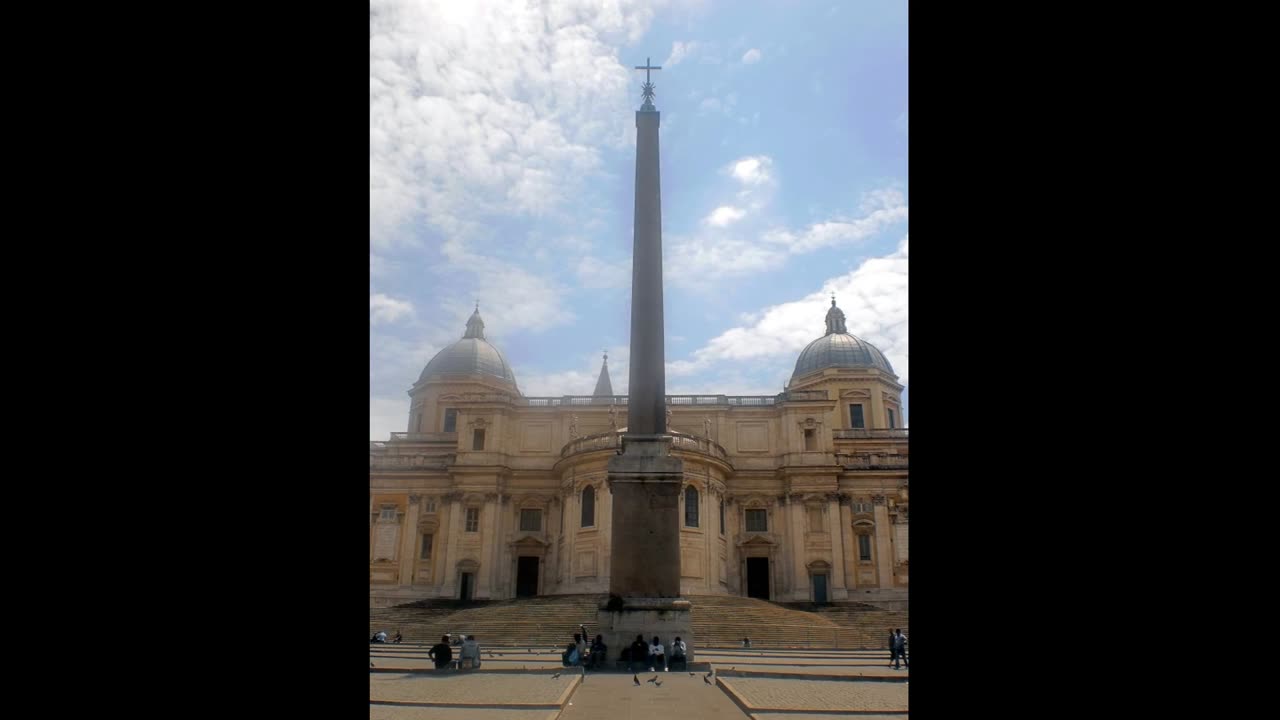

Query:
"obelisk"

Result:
[[598, 57, 694, 662]]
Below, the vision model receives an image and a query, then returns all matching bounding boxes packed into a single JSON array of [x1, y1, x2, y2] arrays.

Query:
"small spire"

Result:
[[463, 305, 485, 339], [831, 292, 837, 306], [593, 350, 614, 397]]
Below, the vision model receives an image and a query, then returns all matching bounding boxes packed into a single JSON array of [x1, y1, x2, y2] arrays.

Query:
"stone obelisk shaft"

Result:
[[626, 108, 666, 435], [607, 104, 683, 600]]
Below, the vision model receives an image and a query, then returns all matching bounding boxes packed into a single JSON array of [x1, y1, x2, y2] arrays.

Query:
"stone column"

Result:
[[477, 493, 497, 598], [839, 496, 857, 591], [788, 495, 807, 601], [874, 498, 894, 588], [600, 478, 613, 584], [726, 495, 741, 594], [441, 493, 462, 597], [827, 494, 848, 599], [398, 495, 421, 587]]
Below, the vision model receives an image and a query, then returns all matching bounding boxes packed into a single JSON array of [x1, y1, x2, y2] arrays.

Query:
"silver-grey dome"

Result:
[[790, 298, 895, 381], [792, 333, 895, 378], [417, 307, 519, 389]]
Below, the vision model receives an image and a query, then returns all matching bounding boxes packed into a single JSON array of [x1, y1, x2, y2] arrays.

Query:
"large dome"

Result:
[[790, 298, 895, 382], [417, 307, 519, 389]]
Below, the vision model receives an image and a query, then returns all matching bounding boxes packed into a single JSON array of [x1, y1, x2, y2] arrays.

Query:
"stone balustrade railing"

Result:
[[831, 428, 910, 440], [834, 453, 910, 470], [560, 430, 729, 463]]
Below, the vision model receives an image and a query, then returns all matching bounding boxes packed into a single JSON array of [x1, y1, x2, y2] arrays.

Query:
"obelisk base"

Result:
[[601, 435, 693, 663], [596, 597, 695, 665]]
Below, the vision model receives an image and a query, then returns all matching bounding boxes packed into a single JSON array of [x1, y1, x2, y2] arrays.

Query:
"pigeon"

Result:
[[647, 676, 657, 684], [689, 672, 695, 676], [703, 675, 711, 685], [654, 680, 662, 687], [552, 672, 561, 679], [370, 662, 375, 668], [633, 674, 641, 686]]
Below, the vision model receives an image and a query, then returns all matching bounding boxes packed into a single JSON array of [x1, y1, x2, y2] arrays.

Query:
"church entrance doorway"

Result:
[[516, 556, 539, 597], [746, 557, 770, 600]]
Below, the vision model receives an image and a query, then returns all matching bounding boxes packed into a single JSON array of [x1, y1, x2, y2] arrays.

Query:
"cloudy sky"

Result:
[[371, 0, 908, 439]]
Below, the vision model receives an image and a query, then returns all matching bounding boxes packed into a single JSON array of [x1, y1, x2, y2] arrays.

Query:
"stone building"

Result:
[[370, 299, 908, 607]]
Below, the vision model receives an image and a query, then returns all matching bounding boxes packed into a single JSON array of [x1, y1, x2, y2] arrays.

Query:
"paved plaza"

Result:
[[371, 645, 908, 718]]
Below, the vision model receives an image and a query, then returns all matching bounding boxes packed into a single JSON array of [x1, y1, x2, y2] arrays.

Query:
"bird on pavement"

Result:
[[633, 674, 641, 686], [647, 676, 657, 684], [654, 680, 662, 687], [703, 675, 712, 685], [552, 672, 561, 679]]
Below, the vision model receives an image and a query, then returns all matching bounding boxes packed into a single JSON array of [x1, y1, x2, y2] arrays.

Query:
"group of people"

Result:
[[622, 634, 687, 672], [559, 625, 688, 673], [888, 628, 909, 669], [369, 631, 402, 644], [429, 633, 481, 670]]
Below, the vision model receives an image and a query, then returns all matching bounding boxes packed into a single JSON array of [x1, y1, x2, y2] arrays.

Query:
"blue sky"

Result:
[[371, 0, 908, 439]]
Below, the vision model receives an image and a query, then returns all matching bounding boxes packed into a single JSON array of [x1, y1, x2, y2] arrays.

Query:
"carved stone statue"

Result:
[[703, 416, 712, 439], [609, 404, 618, 431], [569, 414, 580, 439], [666, 405, 673, 429]]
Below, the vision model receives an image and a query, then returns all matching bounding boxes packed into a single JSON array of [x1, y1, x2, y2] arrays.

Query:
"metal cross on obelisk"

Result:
[[634, 57, 661, 107]]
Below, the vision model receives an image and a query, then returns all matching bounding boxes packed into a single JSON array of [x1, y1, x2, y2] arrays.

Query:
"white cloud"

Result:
[[371, 396, 409, 440], [670, 185, 906, 283], [728, 155, 773, 185], [575, 256, 630, 289], [520, 347, 630, 397], [370, 293, 415, 324], [664, 41, 698, 66], [742, 48, 762, 64], [370, 0, 659, 247], [704, 205, 746, 227], [672, 235, 909, 384]]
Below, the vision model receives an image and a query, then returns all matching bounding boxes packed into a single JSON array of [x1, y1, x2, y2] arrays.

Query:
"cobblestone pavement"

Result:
[[370, 672, 575, 705], [370, 707, 556, 720], [720, 677, 908, 712]]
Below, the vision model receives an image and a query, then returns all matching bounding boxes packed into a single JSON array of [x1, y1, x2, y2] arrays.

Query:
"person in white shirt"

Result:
[[669, 636, 687, 671], [460, 635, 481, 669], [648, 636, 666, 672]]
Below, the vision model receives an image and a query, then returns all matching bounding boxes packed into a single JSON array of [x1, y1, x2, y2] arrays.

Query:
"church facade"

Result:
[[370, 299, 908, 607]]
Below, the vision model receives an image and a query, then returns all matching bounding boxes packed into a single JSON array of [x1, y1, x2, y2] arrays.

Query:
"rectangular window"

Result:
[[745, 509, 767, 532], [858, 535, 872, 561], [420, 534, 433, 559], [803, 428, 817, 451], [379, 507, 396, 521], [520, 509, 542, 532], [853, 502, 873, 513], [887, 408, 897, 429], [426, 499, 436, 513], [807, 505, 825, 532], [849, 404, 865, 429], [465, 507, 479, 532], [719, 501, 725, 535], [472, 429, 485, 450], [444, 408, 458, 433]]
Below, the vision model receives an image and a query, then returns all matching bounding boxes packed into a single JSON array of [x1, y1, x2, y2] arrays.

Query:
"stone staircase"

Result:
[[370, 594, 908, 650]]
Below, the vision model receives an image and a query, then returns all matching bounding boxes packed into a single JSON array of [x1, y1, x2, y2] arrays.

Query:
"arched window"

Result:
[[581, 485, 595, 528], [684, 486, 699, 528]]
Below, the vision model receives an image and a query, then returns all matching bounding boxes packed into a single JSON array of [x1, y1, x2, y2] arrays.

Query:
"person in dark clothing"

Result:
[[429, 635, 454, 670], [629, 634, 649, 674], [392, 631, 403, 644], [887, 629, 896, 667], [590, 634, 607, 668]]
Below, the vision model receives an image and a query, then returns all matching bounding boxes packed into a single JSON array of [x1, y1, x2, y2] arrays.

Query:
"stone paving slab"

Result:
[[371, 672, 577, 707], [719, 677, 908, 714], [559, 669, 748, 720], [370, 707, 558, 720]]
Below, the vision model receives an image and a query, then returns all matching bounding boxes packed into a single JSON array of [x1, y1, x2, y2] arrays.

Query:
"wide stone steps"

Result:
[[369, 594, 909, 649]]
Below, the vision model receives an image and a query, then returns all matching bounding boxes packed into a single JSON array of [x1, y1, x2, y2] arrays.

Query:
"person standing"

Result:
[[892, 629, 908, 670], [887, 629, 896, 667]]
